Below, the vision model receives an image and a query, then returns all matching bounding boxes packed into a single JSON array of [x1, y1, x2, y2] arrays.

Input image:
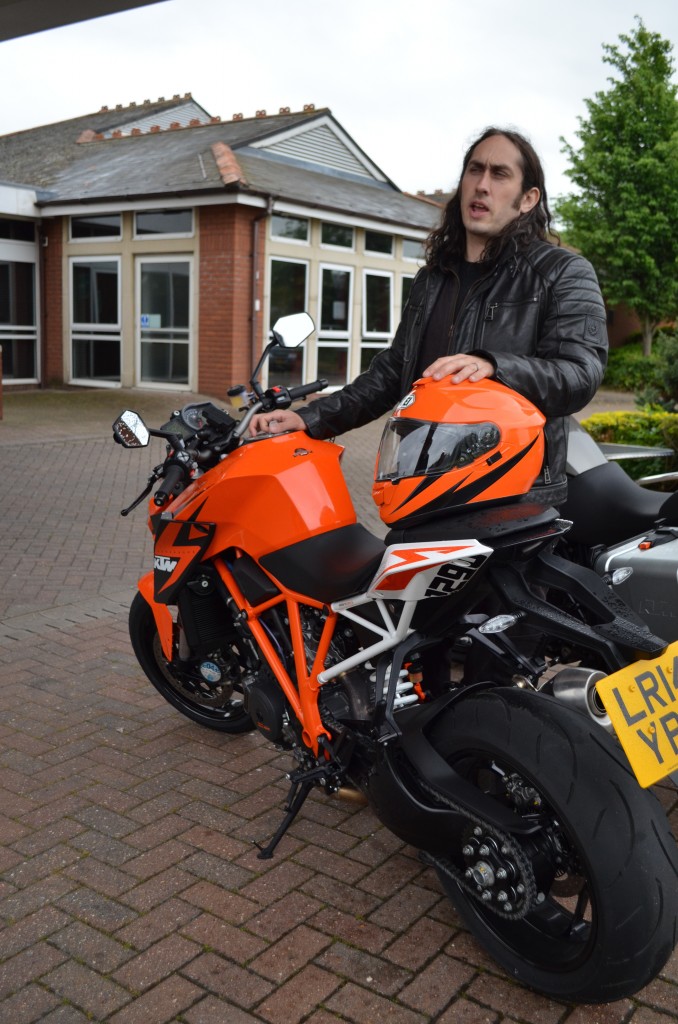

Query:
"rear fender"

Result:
[[139, 572, 174, 661]]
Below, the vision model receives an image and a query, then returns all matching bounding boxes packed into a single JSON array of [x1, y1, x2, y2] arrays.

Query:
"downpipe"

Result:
[[546, 666, 613, 733]]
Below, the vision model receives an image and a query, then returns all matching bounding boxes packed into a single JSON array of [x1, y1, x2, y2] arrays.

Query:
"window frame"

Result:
[[268, 256, 310, 328], [69, 213, 122, 242], [69, 254, 122, 386], [318, 262, 353, 338], [362, 269, 393, 340], [0, 241, 39, 384], [133, 208, 194, 240], [270, 213, 310, 245], [320, 221, 355, 252], [266, 256, 310, 388], [364, 229, 394, 257], [402, 237, 425, 262], [135, 254, 194, 390]]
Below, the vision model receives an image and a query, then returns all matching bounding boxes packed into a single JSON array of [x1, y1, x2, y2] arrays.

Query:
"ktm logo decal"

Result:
[[154, 517, 214, 597], [154, 556, 178, 573]]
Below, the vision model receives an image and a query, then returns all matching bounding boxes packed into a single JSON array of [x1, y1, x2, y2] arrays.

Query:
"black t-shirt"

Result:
[[415, 261, 490, 379]]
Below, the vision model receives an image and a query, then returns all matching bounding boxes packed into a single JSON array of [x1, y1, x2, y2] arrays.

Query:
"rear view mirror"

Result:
[[271, 312, 314, 348], [113, 410, 150, 448]]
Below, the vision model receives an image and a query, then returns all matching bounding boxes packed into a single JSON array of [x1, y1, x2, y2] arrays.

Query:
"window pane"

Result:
[[71, 214, 121, 239], [318, 345, 349, 387], [270, 260, 307, 326], [364, 274, 391, 334], [73, 261, 118, 323], [141, 340, 189, 383], [365, 229, 393, 254], [72, 335, 120, 378], [0, 261, 35, 324], [321, 223, 353, 248], [267, 348, 304, 389], [320, 268, 350, 331], [141, 262, 189, 328], [402, 238, 424, 260], [136, 209, 193, 235], [2, 337, 36, 378], [271, 214, 308, 241], [139, 261, 190, 386], [0, 218, 35, 242]]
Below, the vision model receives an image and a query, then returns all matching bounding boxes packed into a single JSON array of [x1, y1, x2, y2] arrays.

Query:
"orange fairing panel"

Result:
[[152, 516, 215, 604], [139, 571, 174, 661]]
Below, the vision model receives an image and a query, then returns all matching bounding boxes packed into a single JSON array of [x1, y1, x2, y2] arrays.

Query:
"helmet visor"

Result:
[[376, 418, 501, 481]]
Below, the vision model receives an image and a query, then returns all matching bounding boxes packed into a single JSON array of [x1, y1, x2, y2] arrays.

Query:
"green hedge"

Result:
[[603, 341, 662, 392], [603, 331, 678, 410], [581, 410, 678, 482]]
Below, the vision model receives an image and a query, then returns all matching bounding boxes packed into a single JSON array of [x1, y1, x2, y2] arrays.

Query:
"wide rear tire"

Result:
[[426, 687, 678, 1003], [129, 591, 255, 733]]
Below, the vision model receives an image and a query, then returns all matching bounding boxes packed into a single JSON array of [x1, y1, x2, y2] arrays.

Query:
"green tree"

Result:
[[557, 18, 678, 356]]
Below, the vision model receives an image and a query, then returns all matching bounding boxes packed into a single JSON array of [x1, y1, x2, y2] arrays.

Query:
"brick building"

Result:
[[0, 95, 439, 397]]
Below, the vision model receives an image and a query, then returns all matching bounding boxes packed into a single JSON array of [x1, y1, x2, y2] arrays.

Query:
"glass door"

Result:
[[70, 257, 121, 383], [137, 258, 191, 385]]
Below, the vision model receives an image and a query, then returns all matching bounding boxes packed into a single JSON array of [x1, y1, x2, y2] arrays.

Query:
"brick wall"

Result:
[[198, 205, 266, 397], [40, 219, 64, 385]]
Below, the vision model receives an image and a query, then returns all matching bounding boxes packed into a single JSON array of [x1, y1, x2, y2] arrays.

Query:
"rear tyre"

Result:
[[426, 687, 678, 1002], [129, 591, 254, 733]]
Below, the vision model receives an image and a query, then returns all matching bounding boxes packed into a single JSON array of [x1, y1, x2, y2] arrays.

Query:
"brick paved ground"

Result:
[[1, 387, 676, 1024]]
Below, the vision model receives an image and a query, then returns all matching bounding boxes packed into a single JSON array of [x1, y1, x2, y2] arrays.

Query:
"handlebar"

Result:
[[233, 377, 329, 440], [288, 378, 328, 401], [153, 461, 189, 507]]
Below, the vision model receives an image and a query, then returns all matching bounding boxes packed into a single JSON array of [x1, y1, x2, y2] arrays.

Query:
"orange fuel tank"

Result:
[[161, 432, 357, 561]]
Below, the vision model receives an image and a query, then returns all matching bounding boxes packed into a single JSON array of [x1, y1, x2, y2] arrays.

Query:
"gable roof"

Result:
[[0, 96, 438, 231]]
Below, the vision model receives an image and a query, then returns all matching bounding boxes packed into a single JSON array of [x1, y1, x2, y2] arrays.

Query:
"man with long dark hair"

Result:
[[251, 126, 607, 506]]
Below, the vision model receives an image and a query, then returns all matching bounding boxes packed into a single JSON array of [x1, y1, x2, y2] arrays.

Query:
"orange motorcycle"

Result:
[[114, 313, 678, 1003]]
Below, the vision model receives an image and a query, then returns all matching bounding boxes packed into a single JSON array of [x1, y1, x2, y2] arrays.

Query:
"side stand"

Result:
[[255, 776, 314, 860]]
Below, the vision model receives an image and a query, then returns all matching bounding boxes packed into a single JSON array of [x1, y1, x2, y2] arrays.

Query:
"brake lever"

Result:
[[120, 475, 156, 517]]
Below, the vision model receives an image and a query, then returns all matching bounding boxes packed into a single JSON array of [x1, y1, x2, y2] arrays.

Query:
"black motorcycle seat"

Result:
[[561, 461, 678, 546], [260, 523, 385, 604], [386, 502, 560, 545]]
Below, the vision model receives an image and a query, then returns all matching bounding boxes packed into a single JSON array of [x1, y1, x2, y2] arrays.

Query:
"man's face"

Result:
[[460, 134, 539, 260]]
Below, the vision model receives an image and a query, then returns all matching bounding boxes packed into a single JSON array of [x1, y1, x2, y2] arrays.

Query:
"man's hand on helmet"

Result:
[[423, 355, 495, 384]]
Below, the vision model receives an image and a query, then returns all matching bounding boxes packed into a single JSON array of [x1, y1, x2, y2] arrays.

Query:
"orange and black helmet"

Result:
[[372, 377, 545, 527]]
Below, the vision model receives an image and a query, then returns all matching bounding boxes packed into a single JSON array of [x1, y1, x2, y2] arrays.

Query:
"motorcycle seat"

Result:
[[260, 523, 386, 604], [561, 461, 678, 546], [385, 502, 560, 545]]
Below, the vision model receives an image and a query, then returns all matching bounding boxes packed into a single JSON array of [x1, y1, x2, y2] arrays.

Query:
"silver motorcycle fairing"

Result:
[[593, 531, 678, 642]]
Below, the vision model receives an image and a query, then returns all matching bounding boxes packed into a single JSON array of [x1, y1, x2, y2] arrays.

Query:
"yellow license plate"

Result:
[[596, 640, 678, 788]]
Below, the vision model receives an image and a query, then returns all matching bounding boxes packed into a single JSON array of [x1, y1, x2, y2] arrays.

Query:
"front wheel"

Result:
[[425, 687, 678, 1003], [129, 591, 255, 733]]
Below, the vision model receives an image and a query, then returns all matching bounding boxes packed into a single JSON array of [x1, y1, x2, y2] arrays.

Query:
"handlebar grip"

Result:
[[153, 462, 187, 507], [289, 378, 328, 401]]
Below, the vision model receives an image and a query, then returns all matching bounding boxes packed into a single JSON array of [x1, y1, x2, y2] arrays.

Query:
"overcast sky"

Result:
[[1, 0, 677, 203]]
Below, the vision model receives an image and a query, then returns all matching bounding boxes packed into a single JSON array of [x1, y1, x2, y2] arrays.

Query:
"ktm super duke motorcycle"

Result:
[[114, 313, 678, 1003]]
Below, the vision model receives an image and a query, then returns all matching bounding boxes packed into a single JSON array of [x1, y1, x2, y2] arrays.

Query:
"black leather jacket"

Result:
[[299, 239, 608, 504]]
